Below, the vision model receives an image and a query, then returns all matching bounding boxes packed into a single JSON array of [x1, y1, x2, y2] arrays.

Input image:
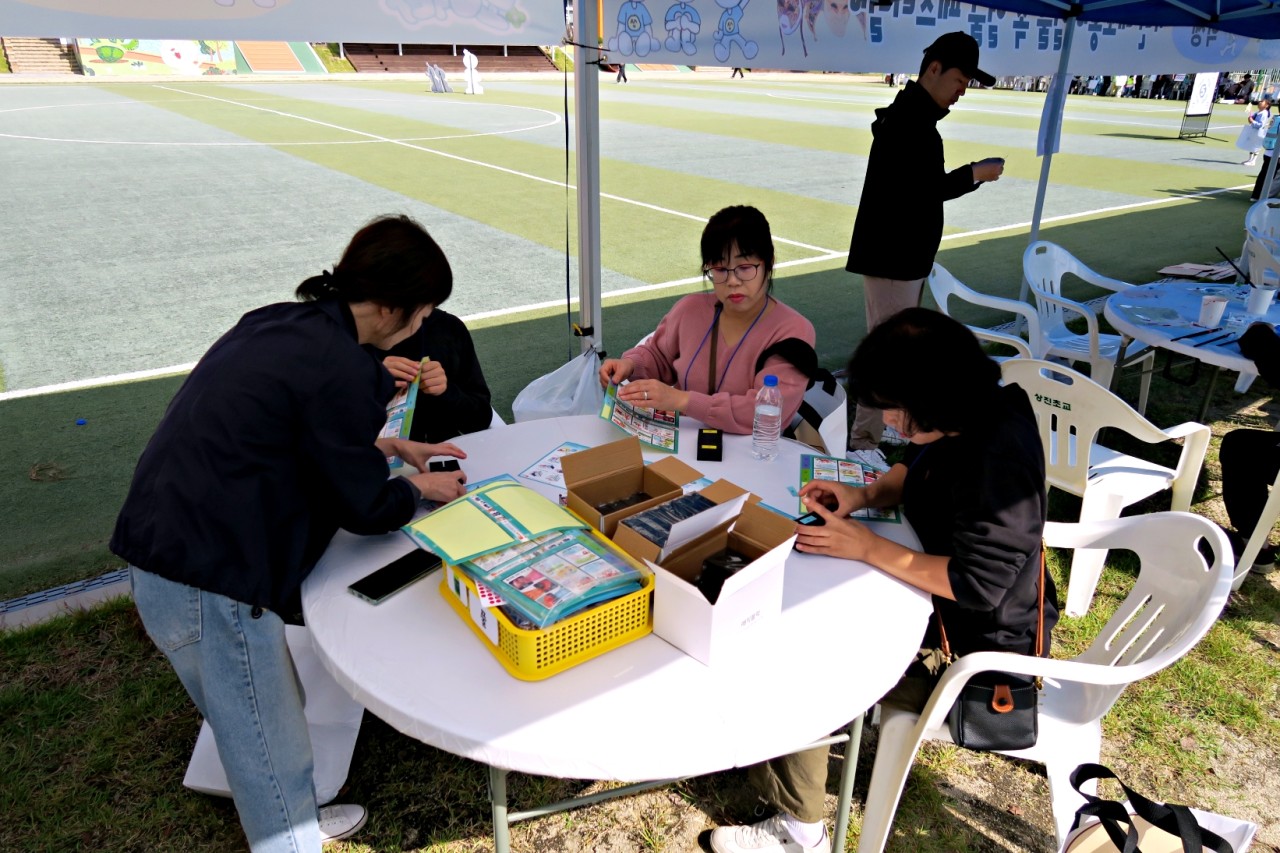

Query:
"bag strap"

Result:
[[935, 542, 1046, 684], [706, 309, 720, 396], [1068, 763, 1236, 853]]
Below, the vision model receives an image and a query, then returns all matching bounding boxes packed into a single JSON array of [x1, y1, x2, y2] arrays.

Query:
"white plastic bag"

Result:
[[512, 350, 605, 422]]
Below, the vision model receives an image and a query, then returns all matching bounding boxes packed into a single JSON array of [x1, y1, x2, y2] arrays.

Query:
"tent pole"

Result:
[[1022, 18, 1075, 304], [573, 0, 603, 356]]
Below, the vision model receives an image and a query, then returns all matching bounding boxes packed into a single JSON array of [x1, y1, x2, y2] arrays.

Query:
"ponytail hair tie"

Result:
[[320, 269, 344, 294]]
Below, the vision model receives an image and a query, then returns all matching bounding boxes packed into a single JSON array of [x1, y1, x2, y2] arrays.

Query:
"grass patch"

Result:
[[313, 42, 354, 73]]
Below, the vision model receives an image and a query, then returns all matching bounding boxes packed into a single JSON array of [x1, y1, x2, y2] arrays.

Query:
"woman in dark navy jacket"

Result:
[[112, 215, 468, 852]]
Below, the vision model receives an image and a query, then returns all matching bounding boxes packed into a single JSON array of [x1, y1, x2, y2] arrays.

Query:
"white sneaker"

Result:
[[318, 804, 368, 844], [709, 814, 831, 853], [849, 447, 889, 472]]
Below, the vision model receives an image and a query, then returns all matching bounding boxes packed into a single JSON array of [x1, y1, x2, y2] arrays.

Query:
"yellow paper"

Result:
[[483, 484, 582, 533], [408, 500, 512, 561]]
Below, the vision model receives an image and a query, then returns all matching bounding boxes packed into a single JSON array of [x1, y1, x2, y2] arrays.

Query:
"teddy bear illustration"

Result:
[[160, 41, 206, 74], [664, 0, 701, 55], [608, 0, 660, 57], [713, 0, 757, 63]]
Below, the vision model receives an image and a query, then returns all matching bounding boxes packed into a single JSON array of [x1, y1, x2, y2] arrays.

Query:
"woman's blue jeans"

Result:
[[131, 567, 321, 853]]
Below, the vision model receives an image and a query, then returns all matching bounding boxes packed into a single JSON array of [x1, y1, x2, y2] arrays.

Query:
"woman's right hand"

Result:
[[599, 358, 634, 388], [383, 356, 422, 389], [408, 470, 468, 503], [797, 480, 866, 518]]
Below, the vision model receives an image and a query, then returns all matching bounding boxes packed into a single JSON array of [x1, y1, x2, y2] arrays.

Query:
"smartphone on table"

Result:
[[348, 549, 443, 604]]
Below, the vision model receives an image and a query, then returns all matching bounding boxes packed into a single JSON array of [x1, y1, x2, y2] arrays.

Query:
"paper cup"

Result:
[[1199, 295, 1229, 327], [1246, 286, 1277, 316]]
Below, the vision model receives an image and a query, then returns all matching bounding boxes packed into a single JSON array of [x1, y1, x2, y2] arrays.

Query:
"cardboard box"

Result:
[[562, 436, 701, 537], [641, 501, 797, 666], [610, 479, 753, 564]]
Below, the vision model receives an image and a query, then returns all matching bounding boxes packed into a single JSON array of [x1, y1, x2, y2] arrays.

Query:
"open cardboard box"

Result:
[[633, 498, 797, 666], [562, 436, 702, 537]]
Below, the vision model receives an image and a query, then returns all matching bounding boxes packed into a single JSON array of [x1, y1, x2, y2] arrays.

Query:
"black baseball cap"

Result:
[[923, 32, 994, 87]]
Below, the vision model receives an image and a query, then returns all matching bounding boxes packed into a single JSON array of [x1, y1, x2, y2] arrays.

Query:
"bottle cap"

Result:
[[763, 374, 778, 386]]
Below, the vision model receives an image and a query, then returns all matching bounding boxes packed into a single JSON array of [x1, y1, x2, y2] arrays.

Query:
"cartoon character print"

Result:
[[608, 0, 661, 56], [381, 0, 529, 33], [713, 0, 757, 63], [823, 0, 852, 37], [160, 40, 206, 74], [779, 0, 856, 54], [664, 0, 701, 55]]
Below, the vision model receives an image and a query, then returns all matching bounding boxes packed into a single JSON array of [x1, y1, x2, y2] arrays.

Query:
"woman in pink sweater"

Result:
[[598, 205, 816, 434]]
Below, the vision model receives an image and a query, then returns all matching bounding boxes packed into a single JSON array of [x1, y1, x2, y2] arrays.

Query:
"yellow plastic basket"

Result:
[[439, 537, 653, 681]]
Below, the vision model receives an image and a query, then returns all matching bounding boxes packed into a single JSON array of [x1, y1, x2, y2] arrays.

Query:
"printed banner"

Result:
[[75, 39, 238, 76], [2, 0, 565, 46], [602, 0, 1280, 75]]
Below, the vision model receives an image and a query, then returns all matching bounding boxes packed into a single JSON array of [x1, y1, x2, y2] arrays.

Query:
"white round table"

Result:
[[301, 416, 931, 850], [1105, 280, 1280, 417]]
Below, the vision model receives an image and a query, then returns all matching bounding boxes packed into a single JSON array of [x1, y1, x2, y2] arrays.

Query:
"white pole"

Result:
[[574, 1, 603, 355], [1022, 18, 1075, 305]]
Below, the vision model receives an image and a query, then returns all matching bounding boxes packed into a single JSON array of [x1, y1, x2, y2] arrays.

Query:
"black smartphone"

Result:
[[795, 511, 826, 527], [429, 459, 461, 473], [348, 549, 442, 604]]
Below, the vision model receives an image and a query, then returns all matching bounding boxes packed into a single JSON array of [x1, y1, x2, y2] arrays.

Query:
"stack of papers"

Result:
[[403, 481, 643, 629]]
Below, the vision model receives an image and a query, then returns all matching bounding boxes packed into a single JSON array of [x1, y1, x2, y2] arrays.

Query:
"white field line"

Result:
[[0, 89, 1250, 400], [155, 86, 839, 255]]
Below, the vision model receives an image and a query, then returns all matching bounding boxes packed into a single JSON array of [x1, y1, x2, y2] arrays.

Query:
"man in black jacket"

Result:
[[846, 31, 1005, 455]]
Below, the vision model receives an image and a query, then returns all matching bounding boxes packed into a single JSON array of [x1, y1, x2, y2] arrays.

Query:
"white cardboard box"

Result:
[[643, 501, 796, 666]]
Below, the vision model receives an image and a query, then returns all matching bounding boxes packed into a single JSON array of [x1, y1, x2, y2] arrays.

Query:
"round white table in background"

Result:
[[301, 415, 931, 850], [1105, 280, 1280, 418]]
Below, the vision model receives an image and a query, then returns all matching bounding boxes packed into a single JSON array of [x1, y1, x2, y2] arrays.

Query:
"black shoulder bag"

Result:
[[935, 544, 1045, 751]]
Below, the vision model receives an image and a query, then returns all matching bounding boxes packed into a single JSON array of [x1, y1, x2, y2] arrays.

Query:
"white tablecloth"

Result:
[[302, 416, 931, 781]]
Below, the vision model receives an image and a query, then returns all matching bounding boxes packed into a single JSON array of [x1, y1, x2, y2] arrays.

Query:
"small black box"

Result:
[[696, 428, 723, 462]]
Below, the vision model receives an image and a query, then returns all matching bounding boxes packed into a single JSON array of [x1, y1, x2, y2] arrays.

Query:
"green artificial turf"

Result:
[[0, 77, 1261, 598]]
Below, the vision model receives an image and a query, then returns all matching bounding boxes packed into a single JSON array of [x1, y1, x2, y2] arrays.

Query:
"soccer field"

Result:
[[0, 72, 1259, 397]]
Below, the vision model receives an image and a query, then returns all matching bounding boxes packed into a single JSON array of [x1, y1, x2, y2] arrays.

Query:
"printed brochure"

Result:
[[378, 357, 429, 469], [600, 383, 679, 452], [518, 441, 589, 489], [458, 527, 644, 628], [403, 480, 588, 565], [798, 453, 902, 523]]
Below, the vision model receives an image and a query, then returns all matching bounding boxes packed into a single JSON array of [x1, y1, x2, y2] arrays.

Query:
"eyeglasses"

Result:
[[704, 262, 762, 284]]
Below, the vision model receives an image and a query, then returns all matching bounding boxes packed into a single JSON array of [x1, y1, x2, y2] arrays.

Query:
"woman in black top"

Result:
[[113, 215, 469, 852], [376, 308, 495, 442], [710, 307, 1053, 853]]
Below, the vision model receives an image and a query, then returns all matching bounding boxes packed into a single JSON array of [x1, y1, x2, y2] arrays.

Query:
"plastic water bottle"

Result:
[[751, 375, 783, 461]]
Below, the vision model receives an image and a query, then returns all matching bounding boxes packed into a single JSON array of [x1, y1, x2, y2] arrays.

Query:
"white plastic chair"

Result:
[[856, 513, 1233, 853], [788, 373, 847, 456], [927, 263, 1039, 360], [1243, 228, 1280, 288], [1245, 198, 1280, 244], [1022, 241, 1156, 415], [1001, 360, 1211, 617]]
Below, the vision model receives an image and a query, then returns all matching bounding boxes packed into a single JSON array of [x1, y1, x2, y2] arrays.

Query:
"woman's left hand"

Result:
[[793, 498, 881, 561], [379, 439, 467, 472], [616, 380, 689, 412]]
